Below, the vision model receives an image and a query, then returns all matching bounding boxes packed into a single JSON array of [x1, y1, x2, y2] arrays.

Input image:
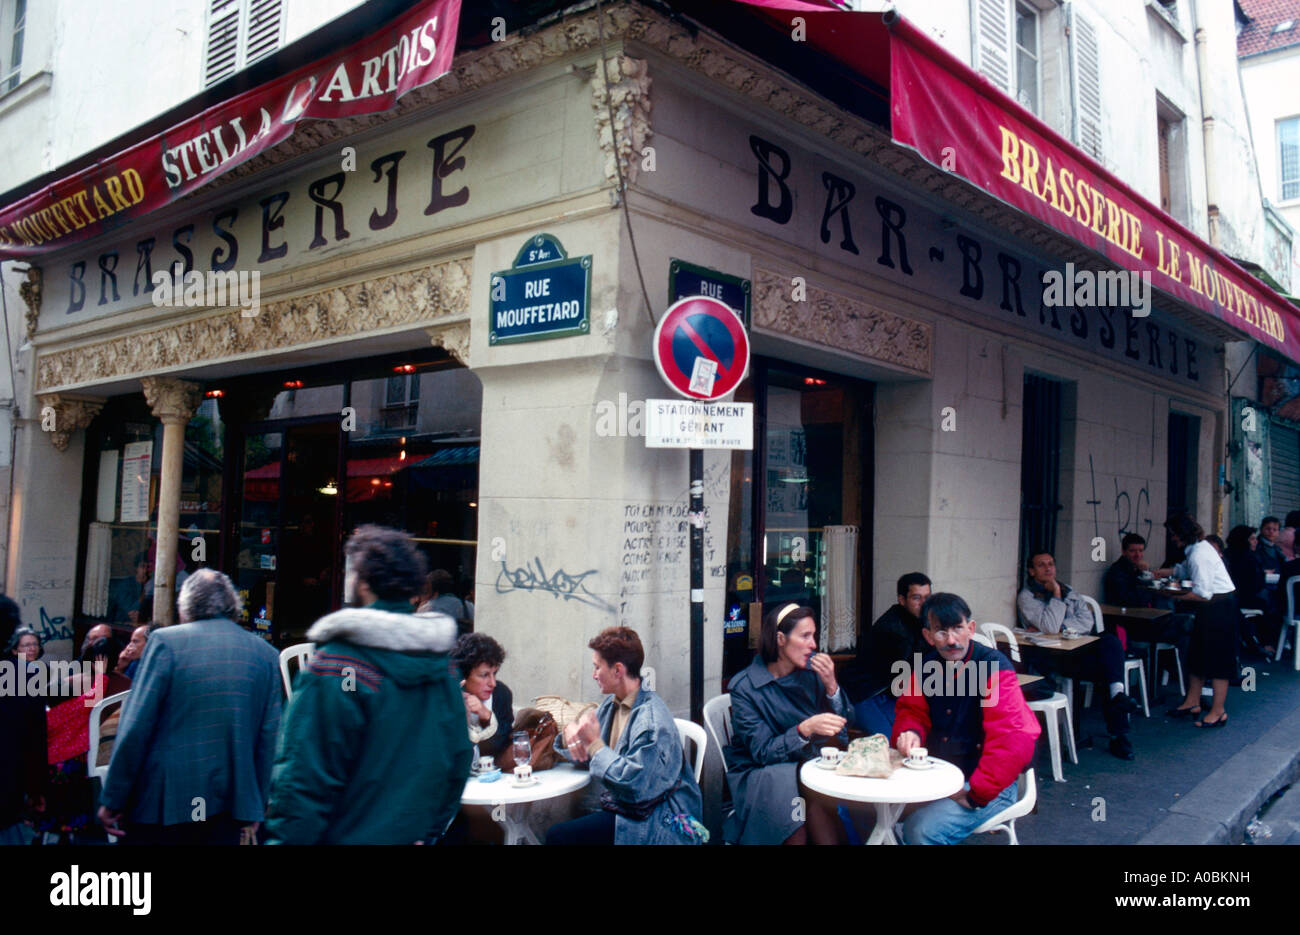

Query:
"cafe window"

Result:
[[1018, 373, 1064, 575], [721, 361, 873, 682]]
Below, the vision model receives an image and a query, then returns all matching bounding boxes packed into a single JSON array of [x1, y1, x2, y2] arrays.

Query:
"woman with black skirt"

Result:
[[1158, 512, 1237, 728]]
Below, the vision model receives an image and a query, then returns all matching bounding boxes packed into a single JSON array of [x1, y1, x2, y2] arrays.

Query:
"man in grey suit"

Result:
[[98, 569, 282, 844]]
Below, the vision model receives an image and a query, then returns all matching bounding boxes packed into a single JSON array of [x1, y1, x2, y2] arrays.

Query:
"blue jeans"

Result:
[[902, 782, 1019, 845], [853, 693, 896, 737]]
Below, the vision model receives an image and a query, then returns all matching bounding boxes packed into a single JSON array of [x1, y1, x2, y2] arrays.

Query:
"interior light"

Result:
[[283, 380, 304, 389], [803, 377, 827, 386], [205, 389, 224, 398], [393, 363, 417, 374], [371, 478, 381, 486], [318, 482, 338, 496], [469, 501, 477, 508]]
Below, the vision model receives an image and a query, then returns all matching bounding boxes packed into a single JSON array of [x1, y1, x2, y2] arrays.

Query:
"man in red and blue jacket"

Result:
[[892, 592, 1040, 844]]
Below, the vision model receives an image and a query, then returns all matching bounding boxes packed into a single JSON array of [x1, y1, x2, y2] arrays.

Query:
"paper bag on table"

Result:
[[835, 733, 894, 778]]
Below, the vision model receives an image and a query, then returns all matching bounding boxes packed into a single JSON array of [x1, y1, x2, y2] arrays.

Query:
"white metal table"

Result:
[[799, 757, 964, 844], [460, 763, 590, 845]]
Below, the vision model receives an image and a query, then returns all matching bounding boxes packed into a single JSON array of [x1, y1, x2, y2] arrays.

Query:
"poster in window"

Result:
[[120, 441, 153, 523]]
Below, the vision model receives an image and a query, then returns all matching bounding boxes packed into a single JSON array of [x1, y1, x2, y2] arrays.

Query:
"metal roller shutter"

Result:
[[1270, 421, 1300, 517]]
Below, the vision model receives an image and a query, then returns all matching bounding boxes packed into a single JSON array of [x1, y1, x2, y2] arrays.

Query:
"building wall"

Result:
[[1240, 46, 1300, 287]]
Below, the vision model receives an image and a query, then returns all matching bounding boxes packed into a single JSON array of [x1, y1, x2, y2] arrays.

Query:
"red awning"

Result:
[[726, 0, 1300, 364]]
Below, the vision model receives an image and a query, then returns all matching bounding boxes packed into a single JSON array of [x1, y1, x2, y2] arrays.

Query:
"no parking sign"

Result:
[[652, 296, 750, 400]]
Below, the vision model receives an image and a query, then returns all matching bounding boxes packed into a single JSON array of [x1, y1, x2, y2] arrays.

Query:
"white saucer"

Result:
[[814, 759, 842, 770], [902, 758, 935, 770], [511, 777, 540, 788]]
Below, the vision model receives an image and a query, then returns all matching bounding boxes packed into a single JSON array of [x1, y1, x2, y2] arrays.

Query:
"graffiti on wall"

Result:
[[494, 557, 616, 613], [1086, 454, 1154, 543]]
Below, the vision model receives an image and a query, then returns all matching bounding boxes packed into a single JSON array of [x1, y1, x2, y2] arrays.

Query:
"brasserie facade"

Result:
[[4, 0, 1286, 715]]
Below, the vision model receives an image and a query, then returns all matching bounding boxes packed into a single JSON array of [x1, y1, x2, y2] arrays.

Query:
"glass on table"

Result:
[[513, 731, 531, 769]]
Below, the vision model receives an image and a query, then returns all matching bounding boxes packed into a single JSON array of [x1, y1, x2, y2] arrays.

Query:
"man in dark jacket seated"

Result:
[[843, 572, 930, 736], [893, 593, 1040, 845], [1103, 534, 1191, 689]]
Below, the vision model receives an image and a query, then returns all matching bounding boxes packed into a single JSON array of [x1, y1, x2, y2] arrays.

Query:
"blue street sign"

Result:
[[669, 259, 751, 328], [490, 233, 591, 345]]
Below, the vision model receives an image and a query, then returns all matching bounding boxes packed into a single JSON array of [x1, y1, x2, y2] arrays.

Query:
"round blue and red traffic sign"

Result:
[[652, 296, 750, 400]]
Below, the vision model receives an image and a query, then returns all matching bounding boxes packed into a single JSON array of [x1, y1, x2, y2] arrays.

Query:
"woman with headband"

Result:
[[722, 603, 852, 844]]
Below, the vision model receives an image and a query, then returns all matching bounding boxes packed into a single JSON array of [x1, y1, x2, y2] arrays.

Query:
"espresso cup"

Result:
[[908, 746, 929, 764], [514, 764, 533, 781], [820, 746, 842, 764], [478, 755, 495, 773]]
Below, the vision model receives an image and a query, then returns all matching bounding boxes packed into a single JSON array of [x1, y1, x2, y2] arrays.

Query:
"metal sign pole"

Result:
[[689, 448, 704, 723]]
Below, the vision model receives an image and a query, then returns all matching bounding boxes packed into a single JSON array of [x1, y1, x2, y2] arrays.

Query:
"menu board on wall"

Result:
[[120, 441, 153, 523]]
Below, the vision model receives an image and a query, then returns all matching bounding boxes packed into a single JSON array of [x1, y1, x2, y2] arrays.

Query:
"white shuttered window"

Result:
[[204, 0, 283, 88], [1073, 14, 1103, 161], [972, 0, 1014, 93]]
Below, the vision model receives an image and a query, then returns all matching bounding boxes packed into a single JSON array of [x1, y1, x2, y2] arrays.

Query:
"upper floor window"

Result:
[[204, 0, 283, 88], [973, 0, 1054, 118], [1281, 117, 1300, 202], [1013, 1, 1040, 113], [1, 0, 26, 94]]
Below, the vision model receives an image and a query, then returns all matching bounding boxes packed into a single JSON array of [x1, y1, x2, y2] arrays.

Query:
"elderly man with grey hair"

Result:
[[98, 568, 282, 844]]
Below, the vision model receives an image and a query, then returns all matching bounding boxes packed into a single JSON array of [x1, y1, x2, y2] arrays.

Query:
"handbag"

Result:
[[494, 707, 559, 772]]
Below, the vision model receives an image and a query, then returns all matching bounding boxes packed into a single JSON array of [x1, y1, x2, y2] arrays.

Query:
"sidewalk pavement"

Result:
[[969, 649, 1300, 845]]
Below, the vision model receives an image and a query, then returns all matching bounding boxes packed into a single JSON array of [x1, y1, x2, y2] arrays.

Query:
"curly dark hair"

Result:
[[344, 525, 428, 602], [451, 632, 506, 678]]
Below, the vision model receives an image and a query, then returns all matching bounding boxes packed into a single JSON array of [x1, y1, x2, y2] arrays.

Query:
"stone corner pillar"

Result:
[[141, 377, 202, 625], [34, 393, 104, 451]]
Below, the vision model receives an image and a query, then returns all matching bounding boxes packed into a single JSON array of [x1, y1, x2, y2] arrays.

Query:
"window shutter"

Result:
[[1073, 15, 1103, 161], [972, 0, 1013, 92], [245, 0, 282, 67], [204, 0, 242, 88], [1271, 422, 1300, 517], [1158, 118, 1171, 213]]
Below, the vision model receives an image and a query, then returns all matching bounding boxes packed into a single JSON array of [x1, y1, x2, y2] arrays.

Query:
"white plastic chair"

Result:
[[1078, 595, 1146, 714], [703, 694, 735, 837], [675, 718, 708, 783], [279, 643, 314, 697], [971, 769, 1037, 845], [641, 666, 656, 691], [88, 689, 130, 845], [984, 622, 1076, 781], [1280, 577, 1300, 670]]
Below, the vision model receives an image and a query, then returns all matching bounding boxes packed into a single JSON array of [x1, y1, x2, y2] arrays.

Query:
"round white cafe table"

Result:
[[460, 763, 590, 845], [799, 757, 964, 845]]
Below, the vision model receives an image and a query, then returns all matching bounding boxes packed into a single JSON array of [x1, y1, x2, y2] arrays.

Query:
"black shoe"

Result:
[[1107, 692, 1140, 717], [1108, 735, 1136, 760]]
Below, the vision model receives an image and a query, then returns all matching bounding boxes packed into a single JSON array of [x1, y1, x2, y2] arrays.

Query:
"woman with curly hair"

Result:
[[451, 632, 513, 759]]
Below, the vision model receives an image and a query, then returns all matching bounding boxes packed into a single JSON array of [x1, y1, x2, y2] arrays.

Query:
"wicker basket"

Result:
[[532, 694, 598, 730]]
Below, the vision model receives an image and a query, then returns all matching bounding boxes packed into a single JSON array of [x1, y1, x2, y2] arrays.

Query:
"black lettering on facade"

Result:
[[819, 172, 858, 254], [425, 125, 475, 216], [997, 253, 1024, 317], [133, 238, 156, 296], [97, 252, 120, 306], [1167, 331, 1179, 375], [211, 207, 239, 271], [173, 224, 195, 277], [369, 151, 405, 230], [1069, 298, 1088, 339], [1097, 307, 1116, 349], [1185, 339, 1198, 381], [748, 135, 793, 225], [957, 235, 983, 299], [875, 197, 912, 275], [259, 192, 290, 262], [308, 175, 349, 249], [67, 261, 86, 313], [1146, 322, 1162, 369], [1124, 315, 1141, 360]]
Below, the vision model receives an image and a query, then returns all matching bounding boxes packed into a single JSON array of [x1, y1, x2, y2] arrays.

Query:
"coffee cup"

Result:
[[1181, 580, 1194, 590], [820, 746, 843, 765], [907, 746, 929, 764], [514, 764, 533, 782], [478, 755, 495, 773]]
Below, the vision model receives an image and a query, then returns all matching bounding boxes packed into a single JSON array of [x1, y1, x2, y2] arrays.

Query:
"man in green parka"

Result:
[[265, 525, 469, 844]]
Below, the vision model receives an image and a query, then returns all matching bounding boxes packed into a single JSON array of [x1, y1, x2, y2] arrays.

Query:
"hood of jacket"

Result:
[[307, 607, 457, 688]]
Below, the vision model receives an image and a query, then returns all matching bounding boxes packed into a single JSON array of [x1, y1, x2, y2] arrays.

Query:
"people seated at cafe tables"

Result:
[[1225, 525, 1278, 657], [892, 592, 1040, 845], [1256, 516, 1284, 574], [841, 572, 931, 736], [546, 627, 705, 845], [1102, 533, 1191, 688], [724, 603, 853, 844], [1017, 551, 1139, 760], [1157, 513, 1237, 728]]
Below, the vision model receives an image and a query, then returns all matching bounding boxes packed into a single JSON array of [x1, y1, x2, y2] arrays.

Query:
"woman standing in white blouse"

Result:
[[1157, 512, 1237, 728]]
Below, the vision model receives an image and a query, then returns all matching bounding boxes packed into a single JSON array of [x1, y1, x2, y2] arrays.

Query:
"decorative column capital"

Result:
[[426, 321, 470, 368], [591, 55, 652, 195], [36, 393, 104, 451], [141, 377, 202, 425], [19, 265, 42, 338]]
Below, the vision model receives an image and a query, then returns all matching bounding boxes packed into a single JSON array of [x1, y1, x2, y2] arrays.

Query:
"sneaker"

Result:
[[1108, 735, 1136, 761]]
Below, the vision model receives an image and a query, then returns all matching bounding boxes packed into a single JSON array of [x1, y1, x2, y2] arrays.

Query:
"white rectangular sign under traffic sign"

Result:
[[644, 399, 754, 449]]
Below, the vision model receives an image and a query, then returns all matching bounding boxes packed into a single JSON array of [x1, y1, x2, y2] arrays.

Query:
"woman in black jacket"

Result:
[[451, 633, 514, 759], [1225, 525, 1276, 655]]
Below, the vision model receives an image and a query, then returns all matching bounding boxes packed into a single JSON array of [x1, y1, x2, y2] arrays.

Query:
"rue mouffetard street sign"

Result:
[[489, 233, 591, 345]]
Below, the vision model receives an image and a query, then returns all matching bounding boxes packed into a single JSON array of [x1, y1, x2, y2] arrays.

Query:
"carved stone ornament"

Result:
[[141, 377, 202, 425], [19, 265, 41, 338], [35, 393, 104, 451], [36, 257, 471, 393], [426, 320, 470, 367], [753, 268, 932, 375], [591, 55, 652, 192]]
